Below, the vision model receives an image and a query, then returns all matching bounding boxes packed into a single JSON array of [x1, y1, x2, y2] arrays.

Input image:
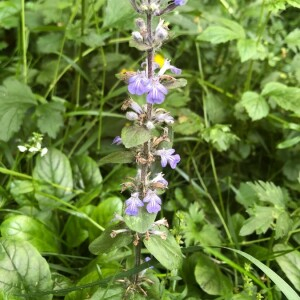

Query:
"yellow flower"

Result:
[[154, 54, 165, 68]]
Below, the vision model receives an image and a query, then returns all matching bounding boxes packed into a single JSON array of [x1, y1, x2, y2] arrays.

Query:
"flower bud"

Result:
[[126, 111, 139, 120], [146, 121, 155, 129], [135, 18, 146, 30], [132, 31, 143, 43]]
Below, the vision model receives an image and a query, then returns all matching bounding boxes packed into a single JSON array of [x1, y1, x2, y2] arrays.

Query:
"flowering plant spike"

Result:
[[111, 0, 186, 288]]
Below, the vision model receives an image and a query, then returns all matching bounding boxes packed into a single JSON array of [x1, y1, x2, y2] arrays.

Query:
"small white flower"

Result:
[[29, 147, 39, 153], [18, 145, 27, 152], [146, 121, 155, 130], [41, 148, 48, 157]]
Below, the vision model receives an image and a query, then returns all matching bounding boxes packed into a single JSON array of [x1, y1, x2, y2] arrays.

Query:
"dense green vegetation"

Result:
[[0, 0, 299, 299]]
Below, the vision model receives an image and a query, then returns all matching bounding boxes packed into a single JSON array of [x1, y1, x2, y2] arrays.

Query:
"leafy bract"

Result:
[[121, 126, 152, 149], [99, 151, 135, 165], [0, 215, 60, 253], [194, 253, 232, 296], [0, 238, 53, 300], [0, 78, 37, 141], [33, 148, 73, 209], [143, 227, 183, 270]]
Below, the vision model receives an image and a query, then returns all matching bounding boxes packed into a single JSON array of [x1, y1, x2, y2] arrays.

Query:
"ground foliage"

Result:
[[0, 0, 300, 299]]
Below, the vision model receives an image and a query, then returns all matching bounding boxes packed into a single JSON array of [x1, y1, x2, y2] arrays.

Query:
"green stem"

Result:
[[20, 0, 27, 83]]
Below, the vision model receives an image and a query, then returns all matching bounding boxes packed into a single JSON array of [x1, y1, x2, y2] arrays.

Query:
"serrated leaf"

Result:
[[274, 243, 300, 292], [287, 0, 300, 8], [239, 206, 275, 236], [237, 39, 267, 62], [36, 32, 62, 54], [33, 148, 73, 209], [89, 223, 132, 255], [0, 238, 53, 300], [262, 82, 300, 114], [121, 126, 151, 149], [72, 155, 102, 191], [99, 151, 135, 165], [198, 21, 245, 44], [240, 91, 269, 121], [173, 108, 203, 135], [103, 0, 132, 27], [36, 101, 65, 138], [275, 212, 292, 239], [0, 215, 60, 252], [235, 183, 258, 208], [124, 207, 157, 233], [0, 78, 37, 141], [286, 29, 300, 52], [194, 253, 232, 296], [143, 227, 183, 270], [247, 181, 287, 206]]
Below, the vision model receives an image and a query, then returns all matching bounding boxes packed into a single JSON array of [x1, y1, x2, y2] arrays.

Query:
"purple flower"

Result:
[[155, 148, 180, 169], [112, 136, 122, 145], [128, 71, 150, 96], [151, 172, 168, 186], [158, 59, 182, 76], [174, 0, 186, 5], [143, 190, 162, 213], [125, 192, 144, 216], [155, 112, 174, 124], [146, 78, 168, 104]]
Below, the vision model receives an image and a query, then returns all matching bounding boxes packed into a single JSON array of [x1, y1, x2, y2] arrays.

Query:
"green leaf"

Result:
[[72, 155, 102, 191], [121, 126, 151, 149], [198, 20, 245, 44], [36, 101, 65, 138], [0, 78, 37, 141], [287, 0, 300, 8], [143, 227, 183, 270], [36, 33, 63, 54], [235, 183, 258, 208], [99, 151, 135, 165], [286, 29, 300, 52], [262, 82, 300, 114], [0, 238, 53, 300], [277, 136, 300, 149], [173, 108, 203, 135], [162, 78, 188, 90], [274, 243, 300, 292], [103, 0, 132, 28], [124, 207, 157, 234], [275, 212, 292, 239], [194, 253, 232, 296], [0, 215, 60, 253], [239, 206, 275, 236], [247, 181, 287, 207], [240, 91, 269, 121], [89, 286, 124, 300], [89, 223, 132, 255], [10, 179, 34, 206], [226, 247, 300, 300], [33, 148, 73, 209], [237, 39, 267, 62]]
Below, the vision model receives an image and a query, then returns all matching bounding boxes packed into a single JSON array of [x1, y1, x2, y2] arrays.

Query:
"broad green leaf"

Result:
[[36, 33, 63, 54], [286, 29, 300, 52], [99, 151, 135, 165], [227, 247, 300, 300], [198, 20, 245, 44], [121, 126, 152, 149], [90, 286, 124, 300], [103, 0, 132, 28], [237, 39, 267, 62], [274, 243, 300, 292], [36, 101, 65, 138], [247, 181, 287, 206], [0, 238, 53, 300], [206, 92, 227, 123], [72, 155, 102, 191], [143, 227, 183, 270], [194, 253, 232, 296], [275, 212, 292, 239], [287, 0, 300, 8], [10, 179, 34, 206], [240, 91, 269, 121], [92, 197, 123, 229], [33, 148, 73, 209], [173, 108, 203, 135], [125, 207, 157, 233], [262, 82, 300, 114], [0, 78, 37, 141], [0, 215, 60, 253], [89, 223, 132, 255], [239, 206, 275, 236], [0, 0, 20, 29], [235, 183, 258, 208]]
